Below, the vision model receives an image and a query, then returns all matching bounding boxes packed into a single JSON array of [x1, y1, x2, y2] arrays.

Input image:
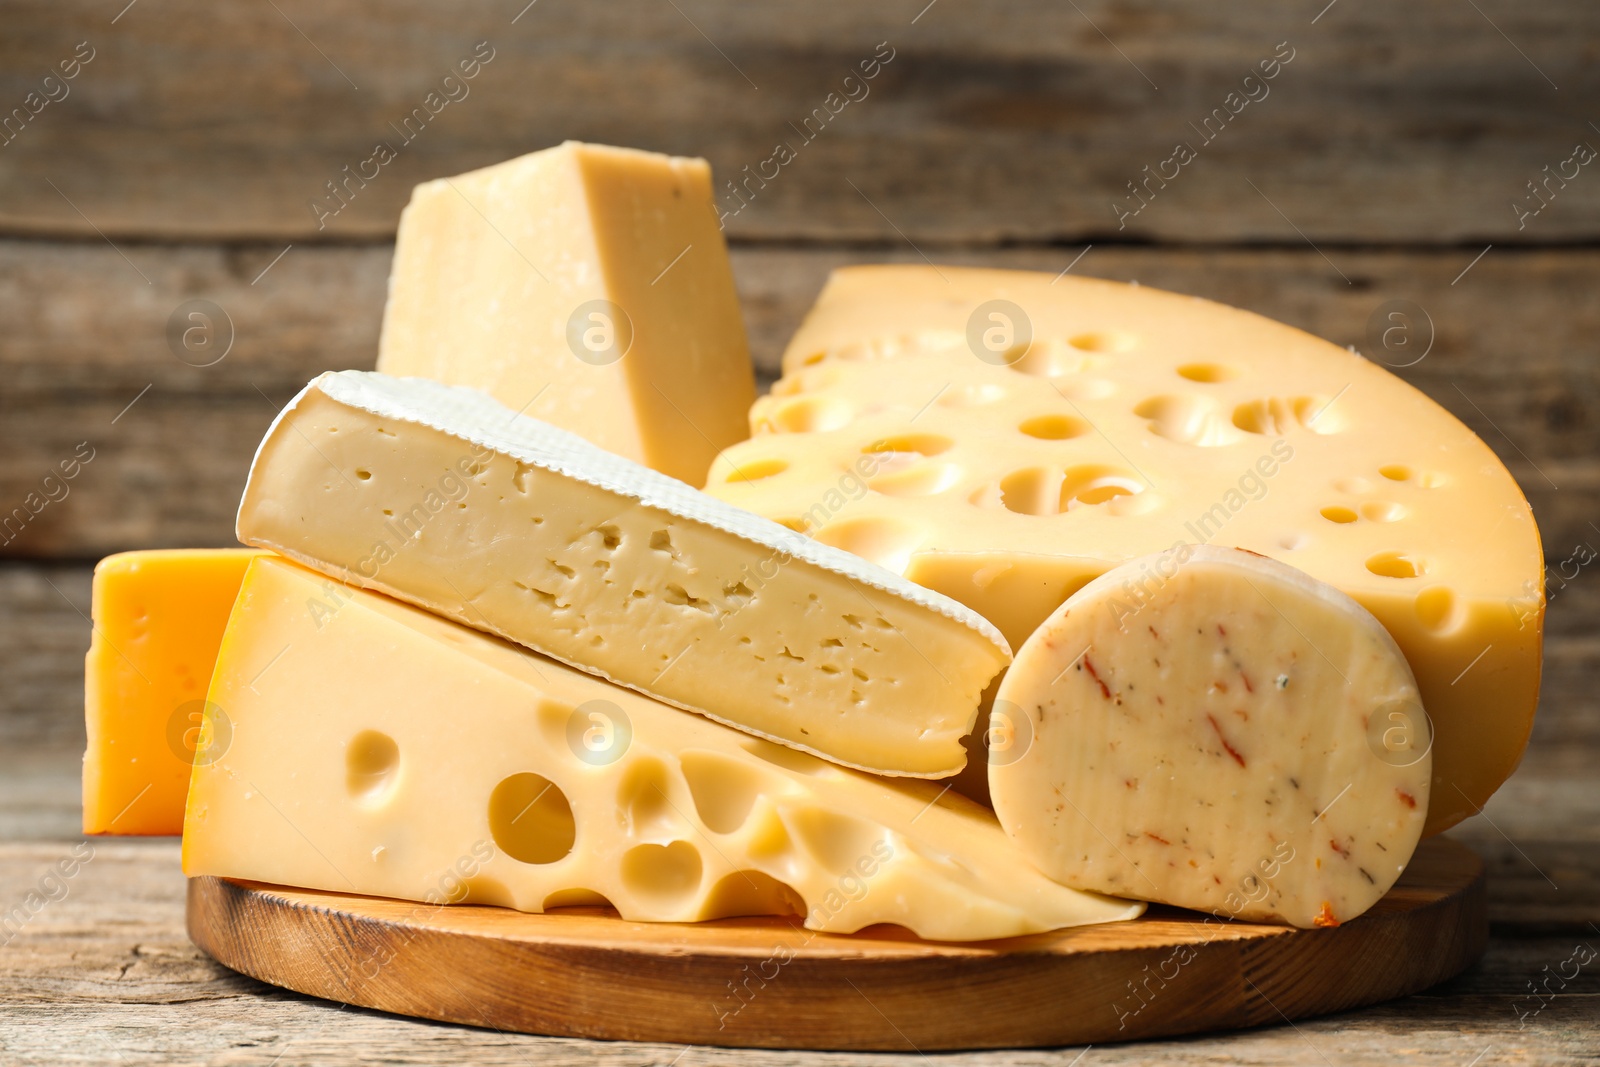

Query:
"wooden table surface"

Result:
[[3, 1, 1598, 1062], [3, 696, 1597, 1064]]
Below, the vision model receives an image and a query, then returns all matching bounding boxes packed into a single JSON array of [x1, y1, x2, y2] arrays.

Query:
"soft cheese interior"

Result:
[[237, 371, 1010, 778]]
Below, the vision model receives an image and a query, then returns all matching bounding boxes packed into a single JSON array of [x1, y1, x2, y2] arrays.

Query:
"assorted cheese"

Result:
[[988, 547, 1430, 929], [182, 556, 1142, 940], [236, 370, 1010, 779], [705, 264, 1543, 835], [83, 549, 264, 835], [80, 145, 1543, 940], [377, 141, 755, 486]]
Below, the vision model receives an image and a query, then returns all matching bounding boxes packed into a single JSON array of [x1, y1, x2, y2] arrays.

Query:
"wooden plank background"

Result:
[[1, 1, 1596, 1062], [3, 2, 1599, 242]]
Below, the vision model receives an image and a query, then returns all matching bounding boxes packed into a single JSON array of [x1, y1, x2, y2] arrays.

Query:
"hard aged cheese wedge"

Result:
[[706, 265, 1543, 834], [237, 371, 1010, 778], [183, 557, 1140, 940], [989, 546, 1431, 928], [83, 549, 266, 835], [377, 141, 755, 486]]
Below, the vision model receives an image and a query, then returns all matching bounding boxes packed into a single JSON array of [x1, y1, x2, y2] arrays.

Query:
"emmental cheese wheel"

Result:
[[988, 546, 1431, 929], [705, 265, 1543, 834]]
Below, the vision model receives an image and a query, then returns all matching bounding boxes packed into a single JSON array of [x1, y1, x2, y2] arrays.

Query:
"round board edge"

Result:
[[187, 837, 1486, 1051]]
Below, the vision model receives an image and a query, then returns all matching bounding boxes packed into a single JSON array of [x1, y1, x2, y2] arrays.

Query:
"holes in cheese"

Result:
[[1361, 501, 1407, 523], [759, 395, 855, 434], [182, 556, 1140, 940], [346, 731, 400, 802], [1068, 330, 1137, 353], [939, 383, 1007, 408], [488, 773, 576, 865], [1018, 413, 1090, 441], [236, 371, 1009, 779], [1135, 394, 1241, 448], [1366, 551, 1427, 579], [988, 546, 1431, 929], [620, 842, 704, 907], [1231, 395, 1346, 436], [723, 458, 788, 483], [1414, 585, 1464, 634], [680, 751, 770, 834], [708, 265, 1543, 835], [867, 461, 962, 498], [975, 464, 1145, 517], [1176, 362, 1241, 383]]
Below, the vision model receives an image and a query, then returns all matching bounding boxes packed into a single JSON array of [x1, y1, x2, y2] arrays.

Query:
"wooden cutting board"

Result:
[[187, 836, 1485, 1051]]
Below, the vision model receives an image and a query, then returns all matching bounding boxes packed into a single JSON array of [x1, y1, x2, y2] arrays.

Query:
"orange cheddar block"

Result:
[[82, 549, 264, 835]]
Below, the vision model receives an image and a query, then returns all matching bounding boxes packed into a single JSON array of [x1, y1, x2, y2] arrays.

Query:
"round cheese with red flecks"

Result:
[[989, 545, 1431, 928]]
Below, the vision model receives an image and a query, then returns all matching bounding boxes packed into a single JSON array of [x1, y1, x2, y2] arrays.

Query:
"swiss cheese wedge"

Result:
[[182, 557, 1140, 941], [705, 265, 1543, 834]]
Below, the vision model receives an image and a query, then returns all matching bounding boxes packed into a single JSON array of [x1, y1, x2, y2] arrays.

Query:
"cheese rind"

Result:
[[183, 557, 1139, 941], [707, 265, 1543, 833], [377, 141, 755, 486], [988, 546, 1431, 928], [83, 548, 264, 835], [237, 371, 1009, 778]]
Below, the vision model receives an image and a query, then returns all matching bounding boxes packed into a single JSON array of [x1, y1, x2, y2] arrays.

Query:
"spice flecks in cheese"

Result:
[[988, 546, 1431, 928], [377, 141, 755, 486], [83, 549, 265, 835], [183, 557, 1139, 941], [705, 265, 1543, 833], [237, 371, 1009, 778]]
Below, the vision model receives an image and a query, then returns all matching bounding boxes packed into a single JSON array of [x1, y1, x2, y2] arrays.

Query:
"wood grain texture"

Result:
[[181, 840, 1485, 1051], [2, 242, 1596, 559], [0, 562, 1591, 1061], [0, 827, 1593, 1064], [1, 3, 1598, 242]]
